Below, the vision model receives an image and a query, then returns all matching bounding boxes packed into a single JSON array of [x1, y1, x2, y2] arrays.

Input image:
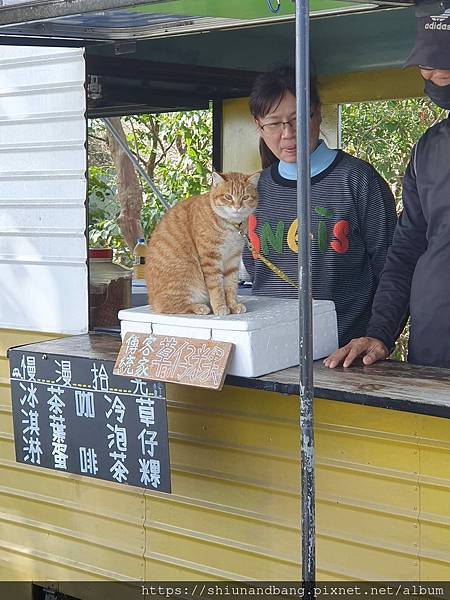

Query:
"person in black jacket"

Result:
[[325, 7, 450, 369]]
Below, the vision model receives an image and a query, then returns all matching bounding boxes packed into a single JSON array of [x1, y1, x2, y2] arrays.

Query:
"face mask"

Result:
[[424, 79, 450, 110]]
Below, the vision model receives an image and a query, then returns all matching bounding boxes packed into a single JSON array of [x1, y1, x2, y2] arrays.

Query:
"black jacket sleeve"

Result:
[[366, 148, 428, 350]]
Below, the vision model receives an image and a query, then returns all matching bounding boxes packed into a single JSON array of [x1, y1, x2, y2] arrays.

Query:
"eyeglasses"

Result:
[[259, 108, 316, 135], [260, 117, 297, 134]]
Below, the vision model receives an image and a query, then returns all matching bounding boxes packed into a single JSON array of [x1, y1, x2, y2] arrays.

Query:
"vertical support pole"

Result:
[[295, 0, 316, 586], [212, 99, 223, 173]]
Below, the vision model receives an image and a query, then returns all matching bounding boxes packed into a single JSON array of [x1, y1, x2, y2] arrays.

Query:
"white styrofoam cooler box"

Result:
[[118, 296, 338, 378]]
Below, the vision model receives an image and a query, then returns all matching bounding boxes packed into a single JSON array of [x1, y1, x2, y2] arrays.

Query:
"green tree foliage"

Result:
[[88, 109, 212, 264], [341, 98, 444, 206]]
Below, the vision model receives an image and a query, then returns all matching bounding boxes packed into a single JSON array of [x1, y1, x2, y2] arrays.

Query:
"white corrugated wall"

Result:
[[0, 46, 88, 334]]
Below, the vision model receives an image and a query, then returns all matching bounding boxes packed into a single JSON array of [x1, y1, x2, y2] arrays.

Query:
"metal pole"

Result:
[[101, 117, 171, 211], [295, 0, 316, 586]]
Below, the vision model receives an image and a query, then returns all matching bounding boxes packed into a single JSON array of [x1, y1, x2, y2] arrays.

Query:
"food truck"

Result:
[[0, 0, 449, 596]]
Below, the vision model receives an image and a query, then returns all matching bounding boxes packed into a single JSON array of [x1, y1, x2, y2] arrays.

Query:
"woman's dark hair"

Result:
[[249, 66, 321, 168]]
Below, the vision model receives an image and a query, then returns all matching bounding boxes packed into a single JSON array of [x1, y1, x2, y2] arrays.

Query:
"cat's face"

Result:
[[210, 172, 260, 224]]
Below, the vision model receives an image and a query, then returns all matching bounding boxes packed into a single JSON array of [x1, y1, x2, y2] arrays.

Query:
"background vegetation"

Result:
[[88, 98, 445, 360], [88, 110, 212, 265], [341, 98, 445, 206]]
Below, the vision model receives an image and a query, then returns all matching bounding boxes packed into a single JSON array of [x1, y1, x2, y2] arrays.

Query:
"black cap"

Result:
[[404, 8, 450, 69]]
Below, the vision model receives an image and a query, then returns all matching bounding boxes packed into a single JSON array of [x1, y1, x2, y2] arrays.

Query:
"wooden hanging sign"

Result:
[[114, 332, 233, 390]]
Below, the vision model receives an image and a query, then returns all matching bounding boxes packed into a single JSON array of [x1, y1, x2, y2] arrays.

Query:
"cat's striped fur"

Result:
[[145, 171, 259, 315]]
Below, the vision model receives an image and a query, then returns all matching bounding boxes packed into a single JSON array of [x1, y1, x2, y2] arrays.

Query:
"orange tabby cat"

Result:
[[145, 171, 259, 315]]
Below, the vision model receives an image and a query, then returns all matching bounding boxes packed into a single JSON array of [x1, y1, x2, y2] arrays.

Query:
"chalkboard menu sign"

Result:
[[9, 348, 171, 493]]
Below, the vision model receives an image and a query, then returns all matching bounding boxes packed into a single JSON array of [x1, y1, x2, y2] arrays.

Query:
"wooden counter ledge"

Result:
[[11, 333, 450, 419], [228, 360, 450, 419]]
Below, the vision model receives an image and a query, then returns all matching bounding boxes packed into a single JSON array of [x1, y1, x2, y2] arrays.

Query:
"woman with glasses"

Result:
[[243, 66, 397, 346]]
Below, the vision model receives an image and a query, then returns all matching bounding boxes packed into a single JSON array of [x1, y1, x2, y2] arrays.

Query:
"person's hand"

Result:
[[323, 337, 388, 369]]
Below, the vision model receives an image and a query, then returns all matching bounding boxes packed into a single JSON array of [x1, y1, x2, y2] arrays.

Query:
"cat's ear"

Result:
[[211, 171, 226, 187], [246, 171, 261, 188]]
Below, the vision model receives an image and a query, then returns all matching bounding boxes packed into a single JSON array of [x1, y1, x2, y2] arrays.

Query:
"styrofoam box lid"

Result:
[[118, 296, 335, 332]]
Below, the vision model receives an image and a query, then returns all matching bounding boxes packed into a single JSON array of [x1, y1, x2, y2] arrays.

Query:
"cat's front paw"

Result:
[[214, 305, 230, 317], [191, 303, 211, 315], [230, 303, 247, 314]]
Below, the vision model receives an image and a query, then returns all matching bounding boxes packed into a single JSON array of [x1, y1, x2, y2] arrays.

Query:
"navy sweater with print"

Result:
[[242, 150, 397, 345], [367, 116, 450, 368]]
